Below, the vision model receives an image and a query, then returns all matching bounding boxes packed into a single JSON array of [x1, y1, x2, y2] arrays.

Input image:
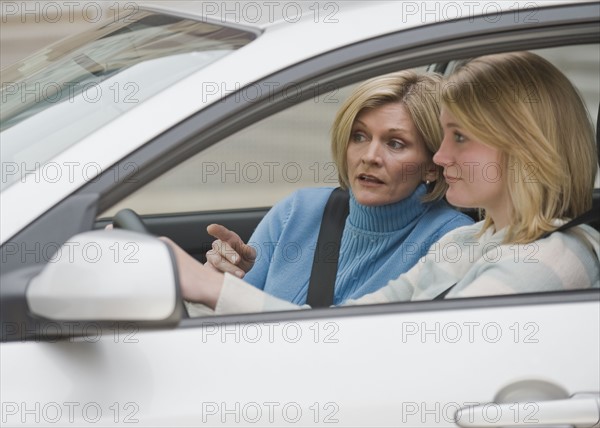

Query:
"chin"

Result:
[[447, 196, 475, 210], [354, 194, 387, 207], [445, 191, 471, 209]]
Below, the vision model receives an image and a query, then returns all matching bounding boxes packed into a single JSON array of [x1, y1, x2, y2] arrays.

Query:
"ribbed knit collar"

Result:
[[348, 184, 429, 233]]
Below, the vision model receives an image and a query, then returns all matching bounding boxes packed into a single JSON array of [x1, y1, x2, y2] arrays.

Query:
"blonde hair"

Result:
[[331, 70, 446, 202], [442, 51, 597, 243]]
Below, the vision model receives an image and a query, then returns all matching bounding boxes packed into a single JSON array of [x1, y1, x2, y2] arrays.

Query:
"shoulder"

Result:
[[420, 200, 476, 243], [289, 187, 337, 204], [534, 224, 599, 268], [478, 224, 598, 291], [432, 220, 484, 246], [427, 200, 475, 226], [262, 187, 336, 228], [273, 187, 334, 209]]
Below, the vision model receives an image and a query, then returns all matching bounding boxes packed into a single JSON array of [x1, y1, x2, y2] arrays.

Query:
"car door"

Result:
[[1, 3, 599, 427]]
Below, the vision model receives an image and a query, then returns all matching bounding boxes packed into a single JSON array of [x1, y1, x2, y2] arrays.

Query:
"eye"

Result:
[[453, 132, 466, 143], [388, 139, 405, 150], [351, 132, 367, 143]]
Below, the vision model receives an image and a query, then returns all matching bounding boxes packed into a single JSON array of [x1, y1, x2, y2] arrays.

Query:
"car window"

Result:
[[101, 83, 349, 215], [0, 10, 257, 192], [529, 45, 599, 187], [100, 42, 600, 219], [101, 67, 430, 216], [96, 42, 598, 315]]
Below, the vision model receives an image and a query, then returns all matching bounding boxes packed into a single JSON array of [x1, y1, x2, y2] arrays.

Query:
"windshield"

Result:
[[0, 9, 257, 191]]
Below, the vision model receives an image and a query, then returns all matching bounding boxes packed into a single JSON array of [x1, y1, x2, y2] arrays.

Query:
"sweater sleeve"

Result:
[[216, 273, 308, 314], [242, 192, 296, 290]]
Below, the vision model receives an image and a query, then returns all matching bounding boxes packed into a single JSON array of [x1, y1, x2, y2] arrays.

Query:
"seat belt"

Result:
[[306, 187, 350, 307], [540, 206, 599, 239]]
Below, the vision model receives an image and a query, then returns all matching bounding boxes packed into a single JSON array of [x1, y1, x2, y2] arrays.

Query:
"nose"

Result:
[[433, 134, 452, 167], [362, 139, 383, 165]]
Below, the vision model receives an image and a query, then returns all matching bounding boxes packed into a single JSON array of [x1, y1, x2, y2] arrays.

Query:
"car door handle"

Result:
[[455, 393, 600, 427]]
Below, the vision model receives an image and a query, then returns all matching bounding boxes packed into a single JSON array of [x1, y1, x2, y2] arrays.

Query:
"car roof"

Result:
[[140, 1, 388, 30], [139, 0, 588, 31]]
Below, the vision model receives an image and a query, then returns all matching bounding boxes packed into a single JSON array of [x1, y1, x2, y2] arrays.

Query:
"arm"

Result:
[[163, 236, 306, 313]]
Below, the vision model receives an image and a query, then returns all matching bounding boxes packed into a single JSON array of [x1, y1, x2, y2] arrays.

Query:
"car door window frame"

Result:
[[2, 2, 598, 339]]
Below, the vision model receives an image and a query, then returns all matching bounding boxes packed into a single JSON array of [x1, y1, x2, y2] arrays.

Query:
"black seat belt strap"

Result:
[[306, 187, 350, 307], [434, 285, 455, 300], [540, 206, 599, 239]]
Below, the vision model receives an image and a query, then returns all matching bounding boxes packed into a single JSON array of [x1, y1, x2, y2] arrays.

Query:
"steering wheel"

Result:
[[111, 208, 191, 318], [112, 208, 150, 234]]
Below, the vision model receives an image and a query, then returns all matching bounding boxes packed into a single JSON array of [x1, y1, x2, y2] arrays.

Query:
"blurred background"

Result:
[[1, 1, 114, 67]]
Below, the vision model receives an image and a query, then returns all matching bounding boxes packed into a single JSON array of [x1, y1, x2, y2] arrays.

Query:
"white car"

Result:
[[1, 1, 599, 426]]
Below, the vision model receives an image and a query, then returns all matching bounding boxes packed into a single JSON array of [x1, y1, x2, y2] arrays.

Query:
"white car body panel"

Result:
[[2, 301, 597, 425]]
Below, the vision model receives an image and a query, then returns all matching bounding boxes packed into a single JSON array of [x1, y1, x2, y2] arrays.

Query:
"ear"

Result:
[[423, 162, 438, 183]]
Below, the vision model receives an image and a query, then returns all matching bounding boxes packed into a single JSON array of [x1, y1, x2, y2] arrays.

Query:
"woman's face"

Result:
[[435, 107, 511, 227], [346, 103, 436, 207]]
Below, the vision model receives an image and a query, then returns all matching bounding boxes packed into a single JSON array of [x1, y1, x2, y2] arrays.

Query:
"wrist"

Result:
[[200, 265, 224, 309]]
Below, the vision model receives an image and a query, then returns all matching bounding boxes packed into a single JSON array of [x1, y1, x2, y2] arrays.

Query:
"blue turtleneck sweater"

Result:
[[243, 185, 473, 305]]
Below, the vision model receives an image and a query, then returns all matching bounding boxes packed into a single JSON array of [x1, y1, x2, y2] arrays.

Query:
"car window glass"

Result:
[[101, 82, 351, 216], [0, 10, 257, 192], [100, 43, 600, 218], [535, 45, 599, 187]]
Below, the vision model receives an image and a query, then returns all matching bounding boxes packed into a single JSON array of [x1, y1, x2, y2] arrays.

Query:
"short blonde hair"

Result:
[[442, 51, 597, 243], [331, 70, 446, 202]]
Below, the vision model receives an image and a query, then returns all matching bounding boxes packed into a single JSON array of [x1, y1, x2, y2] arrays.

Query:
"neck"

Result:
[[485, 204, 512, 232], [348, 184, 429, 233]]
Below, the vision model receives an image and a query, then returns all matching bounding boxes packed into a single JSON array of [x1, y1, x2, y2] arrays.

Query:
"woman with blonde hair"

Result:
[[169, 51, 598, 312], [201, 70, 472, 307]]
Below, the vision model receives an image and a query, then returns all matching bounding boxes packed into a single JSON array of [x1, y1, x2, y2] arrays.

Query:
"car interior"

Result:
[[94, 45, 600, 270]]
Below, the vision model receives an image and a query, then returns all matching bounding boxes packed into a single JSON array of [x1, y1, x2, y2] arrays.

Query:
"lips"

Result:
[[358, 173, 384, 184], [443, 174, 460, 182]]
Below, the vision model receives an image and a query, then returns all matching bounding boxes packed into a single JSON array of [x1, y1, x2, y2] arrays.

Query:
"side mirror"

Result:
[[26, 230, 181, 322]]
